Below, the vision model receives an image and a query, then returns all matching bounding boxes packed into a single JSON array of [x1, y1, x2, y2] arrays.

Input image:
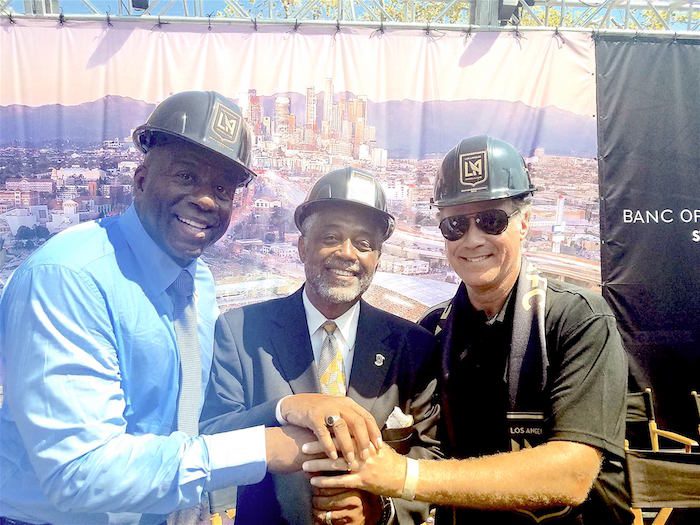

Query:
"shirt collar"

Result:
[[486, 288, 515, 326], [120, 204, 197, 295], [455, 282, 513, 326], [302, 286, 360, 346]]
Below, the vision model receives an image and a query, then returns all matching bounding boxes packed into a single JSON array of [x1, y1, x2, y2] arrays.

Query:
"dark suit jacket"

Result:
[[201, 287, 440, 524]]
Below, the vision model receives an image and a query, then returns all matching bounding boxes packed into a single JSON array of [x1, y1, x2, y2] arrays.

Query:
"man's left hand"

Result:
[[303, 441, 406, 499], [280, 394, 382, 469]]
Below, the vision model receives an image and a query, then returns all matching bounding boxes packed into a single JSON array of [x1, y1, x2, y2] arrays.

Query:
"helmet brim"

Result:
[[133, 125, 256, 188], [431, 188, 535, 208], [295, 199, 395, 241]]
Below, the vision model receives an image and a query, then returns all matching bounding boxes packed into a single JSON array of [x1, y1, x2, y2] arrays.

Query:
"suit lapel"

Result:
[[267, 287, 319, 394], [347, 300, 396, 414]]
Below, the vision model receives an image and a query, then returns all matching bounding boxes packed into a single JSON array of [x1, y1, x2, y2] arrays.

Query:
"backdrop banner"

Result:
[[0, 20, 601, 326], [596, 35, 700, 436]]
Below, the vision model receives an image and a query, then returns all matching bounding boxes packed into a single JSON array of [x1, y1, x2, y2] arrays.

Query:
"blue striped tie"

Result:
[[170, 270, 201, 437], [167, 270, 206, 525]]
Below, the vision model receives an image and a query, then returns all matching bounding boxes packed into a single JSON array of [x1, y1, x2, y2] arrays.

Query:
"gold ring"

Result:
[[325, 414, 341, 428], [325, 510, 333, 524]]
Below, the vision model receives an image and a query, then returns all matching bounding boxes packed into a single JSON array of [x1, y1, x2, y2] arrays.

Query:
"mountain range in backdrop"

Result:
[[0, 93, 597, 158]]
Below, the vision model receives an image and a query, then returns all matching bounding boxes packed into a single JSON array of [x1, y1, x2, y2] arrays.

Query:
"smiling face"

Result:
[[133, 141, 243, 267], [298, 203, 383, 318], [439, 198, 530, 302]]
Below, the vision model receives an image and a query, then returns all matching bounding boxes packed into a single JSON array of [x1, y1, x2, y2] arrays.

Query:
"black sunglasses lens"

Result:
[[440, 209, 511, 240], [475, 209, 509, 235], [439, 216, 468, 241]]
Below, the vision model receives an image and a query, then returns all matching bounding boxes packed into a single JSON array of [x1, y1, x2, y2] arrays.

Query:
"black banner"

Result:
[[596, 35, 700, 436]]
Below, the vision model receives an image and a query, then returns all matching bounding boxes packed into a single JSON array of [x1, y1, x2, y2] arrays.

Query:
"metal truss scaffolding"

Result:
[[2, 0, 699, 33]]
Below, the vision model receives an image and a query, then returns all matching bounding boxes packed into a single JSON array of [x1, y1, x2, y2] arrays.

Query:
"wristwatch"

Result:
[[379, 496, 395, 525]]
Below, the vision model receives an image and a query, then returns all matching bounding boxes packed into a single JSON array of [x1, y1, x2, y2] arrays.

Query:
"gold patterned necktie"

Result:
[[318, 320, 347, 396]]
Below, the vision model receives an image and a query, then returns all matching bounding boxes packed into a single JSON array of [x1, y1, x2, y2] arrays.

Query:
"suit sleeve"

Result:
[[200, 310, 280, 434]]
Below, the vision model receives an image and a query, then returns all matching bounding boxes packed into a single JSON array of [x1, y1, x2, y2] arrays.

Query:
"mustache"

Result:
[[324, 257, 361, 274]]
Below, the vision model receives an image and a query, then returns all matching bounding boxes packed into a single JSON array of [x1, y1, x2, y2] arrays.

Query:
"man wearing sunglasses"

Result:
[[304, 136, 630, 524]]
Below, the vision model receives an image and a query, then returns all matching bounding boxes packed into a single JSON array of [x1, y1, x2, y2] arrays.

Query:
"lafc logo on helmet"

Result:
[[210, 100, 241, 145], [459, 151, 488, 189]]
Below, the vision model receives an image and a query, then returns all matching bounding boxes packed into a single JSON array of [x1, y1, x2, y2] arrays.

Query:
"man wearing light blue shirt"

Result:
[[0, 91, 378, 525]]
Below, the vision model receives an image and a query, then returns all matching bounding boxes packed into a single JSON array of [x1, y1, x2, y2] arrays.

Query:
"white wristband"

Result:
[[275, 395, 292, 425], [401, 458, 419, 501]]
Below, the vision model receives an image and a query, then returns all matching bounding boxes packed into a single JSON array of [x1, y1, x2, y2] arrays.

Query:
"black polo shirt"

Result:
[[450, 289, 515, 459], [422, 279, 631, 525]]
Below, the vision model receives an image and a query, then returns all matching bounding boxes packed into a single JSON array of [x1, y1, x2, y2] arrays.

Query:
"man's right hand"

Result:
[[265, 426, 318, 474], [280, 394, 381, 469]]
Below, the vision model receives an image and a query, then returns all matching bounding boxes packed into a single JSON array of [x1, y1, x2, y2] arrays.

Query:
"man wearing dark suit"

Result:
[[201, 168, 440, 524]]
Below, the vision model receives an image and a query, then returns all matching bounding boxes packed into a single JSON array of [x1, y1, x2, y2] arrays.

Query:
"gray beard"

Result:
[[306, 268, 373, 305]]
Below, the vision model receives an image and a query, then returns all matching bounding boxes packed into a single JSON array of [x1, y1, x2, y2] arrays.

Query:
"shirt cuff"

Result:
[[203, 425, 267, 490], [275, 395, 293, 425]]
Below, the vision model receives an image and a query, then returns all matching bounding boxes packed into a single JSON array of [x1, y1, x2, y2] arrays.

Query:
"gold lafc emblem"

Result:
[[459, 150, 488, 190], [210, 100, 241, 146]]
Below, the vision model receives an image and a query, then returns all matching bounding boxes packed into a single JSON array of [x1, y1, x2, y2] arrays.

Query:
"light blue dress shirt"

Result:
[[0, 205, 266, 525]]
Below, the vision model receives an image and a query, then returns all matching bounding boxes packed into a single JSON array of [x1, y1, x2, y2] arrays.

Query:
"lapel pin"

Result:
[[374, 353, 385, 367]]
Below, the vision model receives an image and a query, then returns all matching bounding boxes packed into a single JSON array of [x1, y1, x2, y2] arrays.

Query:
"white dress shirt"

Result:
[[275, 286, 361, 423], [302, 286, 360, 386]]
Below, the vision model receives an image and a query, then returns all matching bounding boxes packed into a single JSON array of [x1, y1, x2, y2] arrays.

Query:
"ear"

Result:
[[518, 208, 531, 241], [133, 164, 148, 193], [375, 240, 383, 264], [373, 250, 382, 271], [297, 236, 306, 263]]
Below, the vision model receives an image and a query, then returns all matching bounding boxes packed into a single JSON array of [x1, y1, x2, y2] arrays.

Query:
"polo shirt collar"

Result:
[[486, 288, 515, 326], [456, 282, 515, 327]]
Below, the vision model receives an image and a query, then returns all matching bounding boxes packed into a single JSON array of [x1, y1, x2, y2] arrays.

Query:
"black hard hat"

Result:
[[432, 135, 536, 208], [294, 168, 395, 240], [133, 91, 256, 188]]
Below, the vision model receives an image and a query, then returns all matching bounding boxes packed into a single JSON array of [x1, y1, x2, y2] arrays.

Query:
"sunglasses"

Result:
[[439, 209, 520, 241]]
